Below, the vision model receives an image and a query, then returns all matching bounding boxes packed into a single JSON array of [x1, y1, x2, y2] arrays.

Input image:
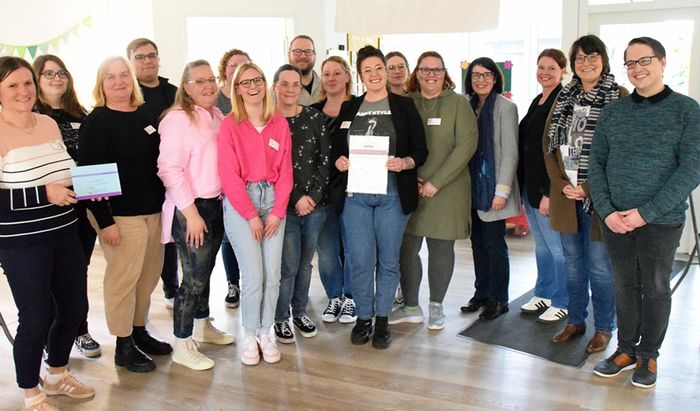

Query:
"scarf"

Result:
[[545, 72, 619, 212], [469, 92, 497, 212]]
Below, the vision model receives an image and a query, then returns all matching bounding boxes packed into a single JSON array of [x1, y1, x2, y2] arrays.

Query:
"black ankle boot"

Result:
[[372, 316, 391, 349], [132, 326, 173, 355], [115, 335, 156, 373], [351, 318, 373, 345]]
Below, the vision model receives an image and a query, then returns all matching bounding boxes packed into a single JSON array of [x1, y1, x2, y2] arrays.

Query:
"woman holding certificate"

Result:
[[79, 56, 170, 373], [0, 56, 94, 411], [217, 62, 293, 365], [390, 51, 477, 330], [331, 45, 427, 349], [158, 60, 234, 371], [460, 57, 520, 321]]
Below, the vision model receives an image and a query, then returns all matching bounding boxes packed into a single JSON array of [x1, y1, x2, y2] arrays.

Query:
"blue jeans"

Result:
[[341, 178, 410, 319], [221, 233, 240, 285], [523, 190, 568, 308], [317, 202, 351, 299], [223, 182, 285, 335], [275, 207, 326, 322], [171, 198, 224, 339], [559, 202, 615, 332]]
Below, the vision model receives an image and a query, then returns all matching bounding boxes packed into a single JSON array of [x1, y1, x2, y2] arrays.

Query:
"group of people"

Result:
[[1, 30, 698, 410]]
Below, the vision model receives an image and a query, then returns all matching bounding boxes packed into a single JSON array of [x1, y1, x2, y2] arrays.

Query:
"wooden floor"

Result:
[[1, 235, 699, 411]]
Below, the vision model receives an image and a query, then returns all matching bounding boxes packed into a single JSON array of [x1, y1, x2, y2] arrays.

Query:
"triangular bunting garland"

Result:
[[0, 15, 91, 58]]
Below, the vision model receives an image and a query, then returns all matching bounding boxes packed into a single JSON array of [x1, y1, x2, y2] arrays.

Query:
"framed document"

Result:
[[347, 135, 389, 194], [71, 163, 122, 200]]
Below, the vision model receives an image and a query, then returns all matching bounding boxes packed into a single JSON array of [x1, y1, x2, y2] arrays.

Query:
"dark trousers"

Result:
[[75, 202, 97, 336], [470, 209, 510, 303], [601, 222, 683, 359], [0, 230, 88, 388], [161, 243, 180, 298], [400, 234, 456, 306], [171, 198, 224, 338], [221, 233, 241, 285]]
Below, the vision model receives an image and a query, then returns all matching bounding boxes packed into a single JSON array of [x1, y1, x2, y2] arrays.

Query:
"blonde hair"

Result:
[[166, 59, 212, 123], [318, 56, 353, 102], [92, 56, 144, 108], [230, 63, 273, 123]]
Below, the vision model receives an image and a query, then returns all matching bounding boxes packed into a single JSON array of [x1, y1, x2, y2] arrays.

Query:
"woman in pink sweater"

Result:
[[218, 63, 293, 366]]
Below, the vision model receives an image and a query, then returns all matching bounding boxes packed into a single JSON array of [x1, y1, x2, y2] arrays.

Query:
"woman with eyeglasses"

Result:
[[460, 57, 520, 321], [1, 56, 95, 411], [218, 63, 292, 365], [80, 56, 171, 373], [543, 35, 627, 352], [310, 56, 357, 324], [516, 49, 570, 324], [390, 51, 477, 330], [386, 51, 410, 95], [271, 64, 330, 344], [158, 60, 234, 371], [32, 54, 102, 359], [332, 45, 427, 349], [215, 49, 251, 310]]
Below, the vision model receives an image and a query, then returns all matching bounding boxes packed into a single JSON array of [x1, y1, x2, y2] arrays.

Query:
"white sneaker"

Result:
[[240, 335, 260, 366], [193, 317, 235, 345], [172, 337, 215, 371], [256, 333, 281, 363], [537, 306, 568, 323], [322, 297, 343, 322], [427, 302, 446, 330], [388, 305, 424, 325], [520, 296, 551, 313], [339, 298, 357, 323], [165, 297, 174, 310]]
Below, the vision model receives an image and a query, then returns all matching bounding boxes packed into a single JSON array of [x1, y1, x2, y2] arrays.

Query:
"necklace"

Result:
[[0, 112, 37, 134], [421, 94, 439, 112]]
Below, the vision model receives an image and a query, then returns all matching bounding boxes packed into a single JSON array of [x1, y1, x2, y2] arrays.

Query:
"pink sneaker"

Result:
[[43, 370, 95, 399], [240, 335, 260, 365], [256, 333, 281, 363]]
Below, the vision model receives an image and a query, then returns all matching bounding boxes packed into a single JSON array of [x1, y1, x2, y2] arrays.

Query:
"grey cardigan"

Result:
[[474, 94, 521, 222]]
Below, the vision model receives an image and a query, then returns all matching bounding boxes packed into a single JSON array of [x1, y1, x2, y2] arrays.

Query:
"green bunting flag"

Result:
[[0, 15, 91, 59]]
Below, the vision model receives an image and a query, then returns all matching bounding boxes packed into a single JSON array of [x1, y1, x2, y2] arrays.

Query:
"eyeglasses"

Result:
[[361, 65, 385, 75], [291, 49, 315, 57], [418, 67, 446, 76], [574, 53, 600, 64], [133, 53, 158, 62], [387, 64, 406, 72], [623, 56, 658, 70], [276, 81, 301, 89], [236, 77, 265, 88], [41, 70, 69, 79], [186, 77, 218, 86], [471, 72, 494, 80]]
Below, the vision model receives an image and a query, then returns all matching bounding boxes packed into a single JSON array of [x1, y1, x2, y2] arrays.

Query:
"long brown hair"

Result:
[[32, 55, 86, 118], [405, 51, 455, 93]]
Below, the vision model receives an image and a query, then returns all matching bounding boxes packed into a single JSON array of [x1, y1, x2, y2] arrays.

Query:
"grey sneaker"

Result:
[[388, 305, 424, 325], [428, 302, 446, 330]]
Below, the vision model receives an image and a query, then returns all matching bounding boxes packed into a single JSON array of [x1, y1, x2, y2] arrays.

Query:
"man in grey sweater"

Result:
[[589, 37, 700, 389]]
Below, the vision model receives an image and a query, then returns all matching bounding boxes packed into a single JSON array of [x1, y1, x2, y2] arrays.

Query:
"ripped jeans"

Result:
[[172, 197, 224, 338]]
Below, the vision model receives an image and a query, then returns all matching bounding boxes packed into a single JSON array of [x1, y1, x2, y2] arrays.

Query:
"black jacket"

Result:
[[329, 92, 428, 214]]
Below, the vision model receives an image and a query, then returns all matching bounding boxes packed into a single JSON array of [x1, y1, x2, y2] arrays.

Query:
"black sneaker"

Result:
[[293, 315, 318, 338], [322, 297, 343, 323], [632, 358, 657, 388], [339, 298, 357, 323], [372, 316, 391, 349], [74, 333, 102, 358], [350, 318, 373, 345], [594, 350, 636, 378], [274, 321, 295, 344], [225, 282, 240, 309]]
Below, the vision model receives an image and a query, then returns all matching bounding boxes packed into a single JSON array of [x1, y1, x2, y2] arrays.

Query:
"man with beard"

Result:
[[126, 38, 179, 308], [288, 35, 321, 105]]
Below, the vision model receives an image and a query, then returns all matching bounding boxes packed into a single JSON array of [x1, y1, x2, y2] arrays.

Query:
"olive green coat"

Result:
[[404, 89, 478, 240]]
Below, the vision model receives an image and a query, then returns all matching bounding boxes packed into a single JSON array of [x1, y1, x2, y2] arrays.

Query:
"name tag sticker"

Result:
[[427, 118, 442, 126], [268, 138, 280, 151], [340, 121, 352, 129], [144, 125, 157, 135], [70, 122, 81, 130]]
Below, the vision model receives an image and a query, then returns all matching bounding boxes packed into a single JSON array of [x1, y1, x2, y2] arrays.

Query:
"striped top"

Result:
[[0, 113, 77, 246]]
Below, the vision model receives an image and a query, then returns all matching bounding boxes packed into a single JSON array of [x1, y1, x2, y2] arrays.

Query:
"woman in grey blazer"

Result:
[[460, 57, 520, 320]]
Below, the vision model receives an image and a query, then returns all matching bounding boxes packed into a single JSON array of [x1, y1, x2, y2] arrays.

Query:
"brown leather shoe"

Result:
[[552, 324, 586, 343], [586, 331, 612, 353]]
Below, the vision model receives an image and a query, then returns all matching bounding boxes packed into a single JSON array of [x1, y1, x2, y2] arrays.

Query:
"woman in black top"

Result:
[[517, 49, 570, 323], [32, 54, 102, 358], [331, 45, 427, 349], [79, 56, 170, 373]]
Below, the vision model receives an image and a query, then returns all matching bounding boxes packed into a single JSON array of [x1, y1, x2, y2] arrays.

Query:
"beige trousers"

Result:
[[89, 213, 164, 337]]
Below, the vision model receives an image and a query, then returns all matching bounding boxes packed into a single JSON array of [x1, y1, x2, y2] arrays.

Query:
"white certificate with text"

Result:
[[347, 135, 389, 195]]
